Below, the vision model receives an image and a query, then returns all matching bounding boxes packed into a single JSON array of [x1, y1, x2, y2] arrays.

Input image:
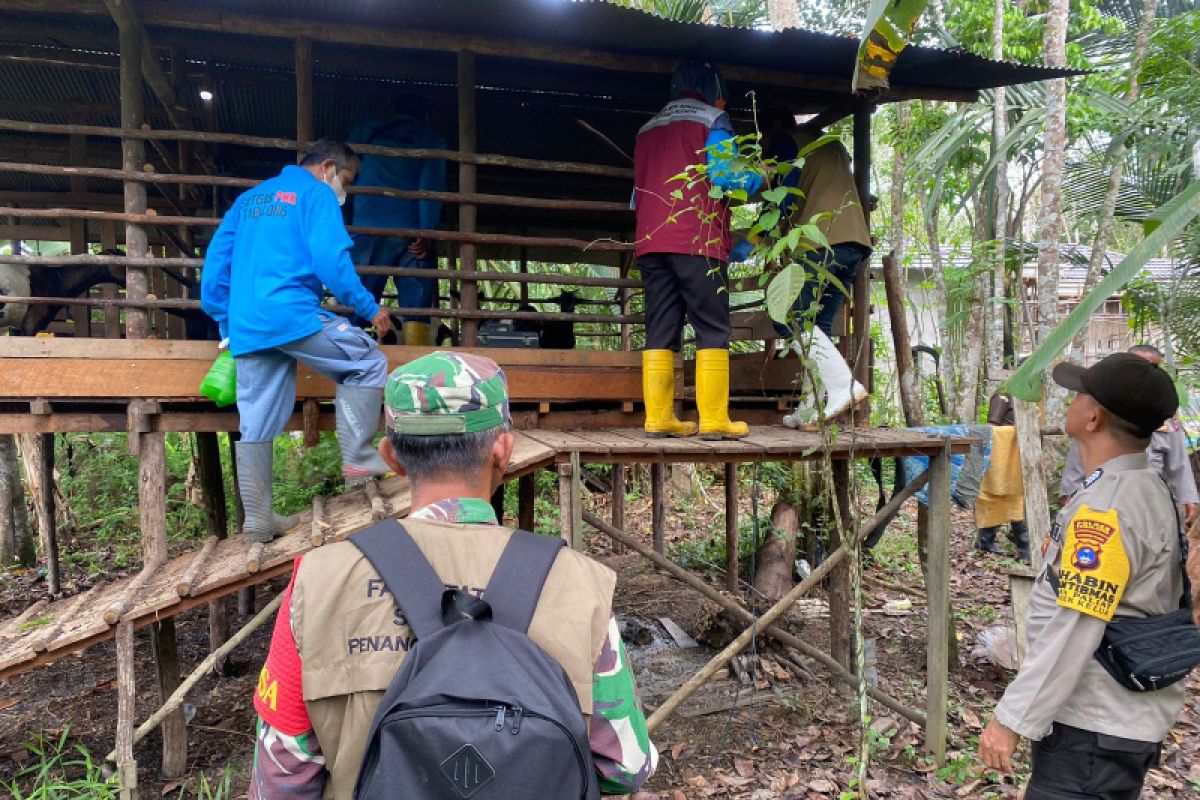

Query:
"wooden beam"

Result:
[[117, 12, 149, 338], [724, 463, 738, 592], [0, 118, 634, 178], [651, 462, 665, 556], [924, 441, 951, 764], [115, 620, 138, 800], [102, 0, 192, 134], [38, 433, 60, 595], [457, 50, 479, 346], [294, 36, 312, 159]]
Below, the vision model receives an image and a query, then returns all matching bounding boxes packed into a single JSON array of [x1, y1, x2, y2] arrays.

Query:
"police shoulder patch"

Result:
[[1056, 505, 1129, 621], [1083, 468, 1104, 489]]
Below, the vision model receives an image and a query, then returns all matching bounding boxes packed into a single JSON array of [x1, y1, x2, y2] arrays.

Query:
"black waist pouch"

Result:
[[1095, 608, 1200, 691]]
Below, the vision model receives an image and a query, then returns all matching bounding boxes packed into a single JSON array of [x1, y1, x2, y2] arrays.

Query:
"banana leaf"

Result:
[[1007, 180, 1200, 401], [853, 0, 930, 92]]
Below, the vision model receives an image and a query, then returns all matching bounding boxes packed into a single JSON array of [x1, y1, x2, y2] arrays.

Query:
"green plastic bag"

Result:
[[199, 348, 237, 407]]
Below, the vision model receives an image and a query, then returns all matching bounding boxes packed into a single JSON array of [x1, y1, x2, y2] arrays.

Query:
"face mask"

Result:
[[326, 168, 347, 207]]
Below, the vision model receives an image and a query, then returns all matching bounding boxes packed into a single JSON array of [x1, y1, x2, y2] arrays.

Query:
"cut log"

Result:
[[104, 565, 159, 625], [33, 581, 105, 652], [753, 501, 799, 603], [175, 536, 218, 597], [246, 542, 265, 574], [364, 480, 387, 521], [310, 495, 331, 546]]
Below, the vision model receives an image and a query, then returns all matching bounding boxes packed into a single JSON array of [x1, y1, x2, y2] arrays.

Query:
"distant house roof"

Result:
[[904, 243, 1187, 295]]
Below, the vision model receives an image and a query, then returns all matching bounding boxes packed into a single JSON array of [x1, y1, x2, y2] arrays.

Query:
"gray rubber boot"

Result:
[[235, 441, 299, 543], [336, 384, 390, 487], [1010, 520, 1032, 563]]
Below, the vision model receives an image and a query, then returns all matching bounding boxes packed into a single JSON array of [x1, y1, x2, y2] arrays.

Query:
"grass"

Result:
[[5, 730, 238, 800]]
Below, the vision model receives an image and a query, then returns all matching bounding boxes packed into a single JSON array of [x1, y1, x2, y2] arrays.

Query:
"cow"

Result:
[[0, 255, 217, 340]]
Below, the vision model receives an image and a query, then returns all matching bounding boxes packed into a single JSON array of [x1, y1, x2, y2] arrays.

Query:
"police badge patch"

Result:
[[1056, 505, 1129, 621]]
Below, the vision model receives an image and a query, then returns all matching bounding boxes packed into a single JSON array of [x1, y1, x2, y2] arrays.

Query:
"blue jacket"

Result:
[[348, 114, 447, 231], [201, 165, 380, 356]]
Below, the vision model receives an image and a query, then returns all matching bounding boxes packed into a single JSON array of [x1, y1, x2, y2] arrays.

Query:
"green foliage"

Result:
[[4, 730, 118, 799]]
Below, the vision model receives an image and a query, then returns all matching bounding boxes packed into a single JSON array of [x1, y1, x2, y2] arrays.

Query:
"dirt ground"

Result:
[[3, 483, 1200, 799]]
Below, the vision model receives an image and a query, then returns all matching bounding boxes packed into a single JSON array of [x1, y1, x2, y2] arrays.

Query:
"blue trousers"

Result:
[[236, 313, 389, 442], [772, 242, 871, 338], [350, 234, 437, 325]]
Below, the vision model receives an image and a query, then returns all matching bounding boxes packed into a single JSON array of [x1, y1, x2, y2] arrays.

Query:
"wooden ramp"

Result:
[[0, 426, 964, 681], [0, 433, 556, 680]]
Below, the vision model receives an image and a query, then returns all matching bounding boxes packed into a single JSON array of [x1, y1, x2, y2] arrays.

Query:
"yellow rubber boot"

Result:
[[696, 348, 748, 440], [402, 321, 433, 347], [642, 350, 697, 438]]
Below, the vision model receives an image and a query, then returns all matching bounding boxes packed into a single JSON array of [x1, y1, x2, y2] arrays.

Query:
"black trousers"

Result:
[[1026, 723, 1160, 800], [639, 253, 731, 351]]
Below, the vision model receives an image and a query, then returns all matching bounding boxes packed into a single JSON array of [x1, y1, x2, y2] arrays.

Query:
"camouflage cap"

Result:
[[384, 351, 511, 436]]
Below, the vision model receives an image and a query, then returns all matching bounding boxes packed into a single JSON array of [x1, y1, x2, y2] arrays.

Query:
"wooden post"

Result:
[[118, 10, 149, 338], [924, 442, 952, 764], [724, 463, 738, 592], [518, 474, 536, 532], [1014, 398, 1049, 573], [610, 463, 625, 554], [69, 126, 91, 337], [38, 433, 60, 595], [651, 462, 666, 556], [139, 427, 185, 776], [456, 50, 479, 346], [101, 221, 122, 337], [557, 455, 581, 550], [294, 37, 312, 161], [849, 103, 873, 387], [195, 431, 231, 672], [829, 459, 852, 671], [115, 620, 138, 800]]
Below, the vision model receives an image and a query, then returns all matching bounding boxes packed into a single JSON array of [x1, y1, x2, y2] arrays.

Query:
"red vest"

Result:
[[633, 98, 732, 261]]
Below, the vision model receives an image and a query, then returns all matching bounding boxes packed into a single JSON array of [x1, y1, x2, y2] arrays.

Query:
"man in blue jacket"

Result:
[[348, 94, 447, 346], [201, 140, 393, 542]]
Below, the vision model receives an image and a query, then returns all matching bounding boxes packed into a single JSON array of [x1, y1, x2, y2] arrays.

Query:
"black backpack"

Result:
[[349, 520, 600, 800]]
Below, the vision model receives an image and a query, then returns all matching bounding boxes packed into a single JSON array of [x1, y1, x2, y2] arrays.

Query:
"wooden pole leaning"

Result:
[[581, 468, 932, 733]]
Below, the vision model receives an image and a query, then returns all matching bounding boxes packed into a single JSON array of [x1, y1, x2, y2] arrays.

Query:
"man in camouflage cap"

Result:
[[249, 351, 658, 799]]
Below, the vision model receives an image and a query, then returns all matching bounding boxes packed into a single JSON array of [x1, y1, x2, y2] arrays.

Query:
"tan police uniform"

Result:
[[290, 518, 615, 799], [994, 451, 1185, 746], [1061, 427, 1199, 505], [790, 128, 872, 250]]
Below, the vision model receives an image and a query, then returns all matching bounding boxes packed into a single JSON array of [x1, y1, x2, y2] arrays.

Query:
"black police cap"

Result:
[[1052, 352, 1179, 437]]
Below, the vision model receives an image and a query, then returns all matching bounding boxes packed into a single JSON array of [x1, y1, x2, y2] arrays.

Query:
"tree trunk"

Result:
[[989, 0, 1009, 376], [754, 501, 799, 603], [1037, 0, 1070, 421], [767, 0, 800, 30], [953, 276, 987, 423], [1067, 0, 1158, 361], [0, 434, 34, 566], [888, 102, 924, 427]]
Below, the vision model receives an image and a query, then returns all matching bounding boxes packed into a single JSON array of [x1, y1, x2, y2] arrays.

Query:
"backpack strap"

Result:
[[483, 530, 565, 634], [350, 519, 446, 641]]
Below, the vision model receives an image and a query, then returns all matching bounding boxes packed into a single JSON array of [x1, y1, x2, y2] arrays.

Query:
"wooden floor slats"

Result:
[[0, 426, 968, 681]]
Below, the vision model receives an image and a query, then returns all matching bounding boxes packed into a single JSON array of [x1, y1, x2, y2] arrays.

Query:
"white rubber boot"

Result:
[[782, 339, 821, 429], [794, 328, 868, 428]]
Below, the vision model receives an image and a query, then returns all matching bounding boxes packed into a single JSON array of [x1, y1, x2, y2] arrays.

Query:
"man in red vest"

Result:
[[633, 62, 761, 440]]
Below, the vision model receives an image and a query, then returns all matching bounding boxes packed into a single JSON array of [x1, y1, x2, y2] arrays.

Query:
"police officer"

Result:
[[979, 352, 1186, 799], [1061, 344, 1198, 525], [201, 140, 393, 543], [248, 352, 657, 799], [633, 62, 761, 440]]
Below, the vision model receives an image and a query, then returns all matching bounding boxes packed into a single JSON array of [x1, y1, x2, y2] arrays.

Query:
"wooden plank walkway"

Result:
[[0, 426, 966, 680]]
